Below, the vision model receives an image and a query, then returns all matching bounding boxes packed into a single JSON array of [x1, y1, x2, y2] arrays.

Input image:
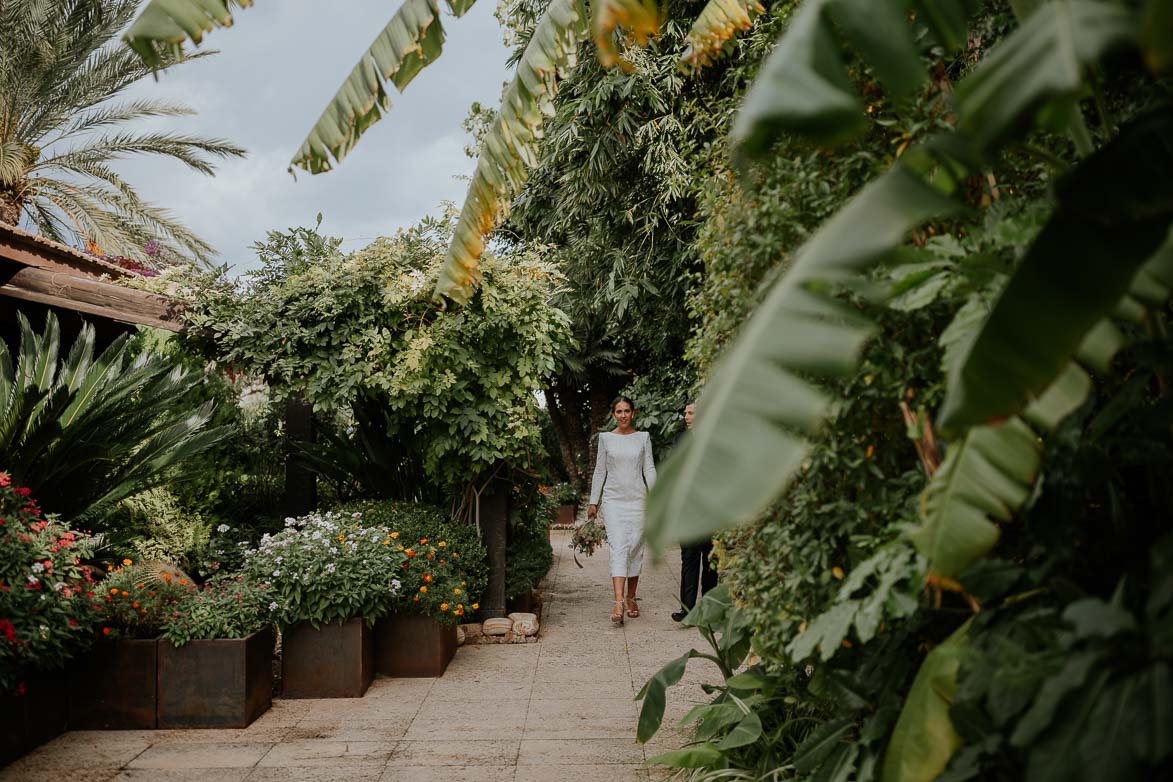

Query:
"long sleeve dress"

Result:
[[589, 431, 656, 578]]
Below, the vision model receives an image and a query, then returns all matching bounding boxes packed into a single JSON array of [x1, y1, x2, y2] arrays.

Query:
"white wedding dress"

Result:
[[589, 431, 656, 578]]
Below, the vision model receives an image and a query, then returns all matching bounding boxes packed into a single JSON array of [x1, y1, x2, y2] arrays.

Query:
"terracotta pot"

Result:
[[68, 638, 158, 729], [374, 614, 457, 677], [1, 670, 70, 766], [555, 504, 577, 526], [282, 618, 373, 698], [157, 627, 274, 728]]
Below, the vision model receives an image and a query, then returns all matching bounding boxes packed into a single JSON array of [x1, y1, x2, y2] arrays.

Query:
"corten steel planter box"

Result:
[[282, 618, 373, 698], [374, 614, 457, 677], [555, 504, 577, 526], [1, 671, 70, 767], [68, 638, 158, 729], [506, 589, 535, 614], [157, 627, 274, 728]]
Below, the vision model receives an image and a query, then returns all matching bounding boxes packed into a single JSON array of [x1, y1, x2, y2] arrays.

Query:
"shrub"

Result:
[[0, 476, 98, 692], [160, 574, 276, 646], [505, 487, 554, 599], [242, 511, 406, 627], [335, 499, 488, 612], [91, 560, 191, 640], [110, 488, 213, 575]]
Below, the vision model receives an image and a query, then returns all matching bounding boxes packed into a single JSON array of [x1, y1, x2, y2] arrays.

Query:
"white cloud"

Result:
[[111, 0, 511, 273]]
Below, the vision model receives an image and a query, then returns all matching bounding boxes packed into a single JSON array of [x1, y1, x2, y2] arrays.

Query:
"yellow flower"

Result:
[[832, 566, 845, 580], [471, 603, 479, 610], [461, 581, 467, 587], [419, 585, 427, 593], [440, 603, 449, 611], [454, 588, 461, 595], [391, 531, 399, 539], [438, 541, 446, 548], [383, 541, 390, 546]]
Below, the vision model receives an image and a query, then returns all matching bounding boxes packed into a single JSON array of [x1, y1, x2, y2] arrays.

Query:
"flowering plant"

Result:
[[0, 474, 98, 692], [242, 511, 407, 628], [544, 482, 581, 506], [160, 574, 276, 646], [91, 560, 190, 640], [569, 519, 607, 568], [335, 500, 487, 624]]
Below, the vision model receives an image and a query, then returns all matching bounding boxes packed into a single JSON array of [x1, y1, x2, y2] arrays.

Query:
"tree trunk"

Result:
[[0, 193, 24, 227], [478, 484, 509, 620], [545, 377, 588, 491], [587, 375, 620, 483], [282, 395, 317, 517]]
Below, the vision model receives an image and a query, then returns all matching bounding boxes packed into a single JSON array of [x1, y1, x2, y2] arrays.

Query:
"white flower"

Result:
[[53, 582, 65, 591], [310, 531, 322, 540], [352, 512, 361, 519], [271, 570, 281, 577], [31, 562, 45, 573], [324, 563, 336, 574], [390, 579, 402, 593], [217, 523, 231, 533], [275, 556, 283, 563], [268, 602, 279, 611], [39, 625, 50, 639], [284, 517, 297, 526], [27, 575, 39, 585]]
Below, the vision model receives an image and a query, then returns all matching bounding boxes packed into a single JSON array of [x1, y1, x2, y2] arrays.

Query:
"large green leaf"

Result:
[[123, 0, 253, 67], [289, 0, 456, 174], [940, 108, 1173, 432], [645, 164, 958, 547], [635, 649, 696, 743], [952, 0, 1137, 154], [435, 0, 589, 303], [731, 0, 927, 156], [881, 621, 970, 782]]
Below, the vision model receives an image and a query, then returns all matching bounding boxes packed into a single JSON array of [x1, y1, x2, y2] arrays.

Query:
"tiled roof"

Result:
[[0, 221, 134, 278]]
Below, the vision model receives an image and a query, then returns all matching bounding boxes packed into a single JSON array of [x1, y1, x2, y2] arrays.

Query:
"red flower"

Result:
[[14, 487, 30, 497], [16, 681, 26, 696], [0, 619, 16, 643]]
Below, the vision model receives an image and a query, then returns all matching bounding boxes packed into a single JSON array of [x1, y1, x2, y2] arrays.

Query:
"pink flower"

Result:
[[0, 472, 9, 487]]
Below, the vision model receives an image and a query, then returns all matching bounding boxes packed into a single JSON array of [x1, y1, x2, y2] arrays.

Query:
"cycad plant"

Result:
[[0, 0, 245, 263], [0, 312, 229, 524]]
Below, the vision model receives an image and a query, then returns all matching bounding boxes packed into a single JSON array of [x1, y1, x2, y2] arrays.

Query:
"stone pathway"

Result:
[[2, 531, 718, 781]]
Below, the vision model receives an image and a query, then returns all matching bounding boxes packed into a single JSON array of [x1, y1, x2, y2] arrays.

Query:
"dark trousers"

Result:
[[679, 539, 718, 610]]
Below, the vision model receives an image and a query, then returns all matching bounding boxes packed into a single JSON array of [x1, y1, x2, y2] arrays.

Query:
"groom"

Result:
[[671, 401, 718, 622]]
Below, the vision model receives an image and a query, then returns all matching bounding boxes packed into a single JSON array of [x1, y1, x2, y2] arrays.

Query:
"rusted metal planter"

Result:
[[282, 618, 373, 698], [555, 504, 577, 526], [374, 613, 457, 677], [157, 627, 274, 728], [68, 638, 158, 729], [1, 670, 70, 766], [506, 589, 535, 614]]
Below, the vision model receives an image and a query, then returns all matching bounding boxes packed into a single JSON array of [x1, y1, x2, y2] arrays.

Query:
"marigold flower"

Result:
[[440, 603, 449, 611], [831, 566, 845, 580], [413, 596, 420, 602], [122, 558, 132, 566], [132, 601, 140, 609], [109, 588, 118, 595], [405, 549, 415, 557], [471, 603, 479, 610], [461, 581, 467, 587], [419, 586, 427, 593], [420, 538, 428, 544], [454, 589, 461, 595], [102, 627, 111, 636], [121, 591, 129, 597], [179, 579, 188, 586], [438, 541, 446, 548], [391, 532, 399, 539], [426, 553, 434, 559], [423, 574, 432, 583]]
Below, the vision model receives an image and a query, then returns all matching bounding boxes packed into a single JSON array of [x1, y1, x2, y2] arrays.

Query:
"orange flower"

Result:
[[420, 538, 428, 544], [413, 596, 420, 602], [423, 574, 433, 583], [471, 603, 479, 610], [179, 579, 188, 586], [405, 549, 415, 558], [120, 590, 129, 597], [161, 572, 172, 582], [440, 603, 449, 611], [109, 587, 118, 595], [122, 558, 132, 566], [419, 585, 428, 593], [426, 553, 434, 560], [390, 532, 399, 539], [132, 601, 140, 609], [102, 627, 112, 636], [136, 582, 145, 589]]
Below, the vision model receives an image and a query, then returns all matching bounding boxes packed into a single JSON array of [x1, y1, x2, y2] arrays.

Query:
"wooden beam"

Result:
[[0, 266, 185, 332]]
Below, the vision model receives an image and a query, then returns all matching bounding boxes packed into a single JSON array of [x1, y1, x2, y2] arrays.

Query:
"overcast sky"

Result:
[[116, 1, 512, 274]]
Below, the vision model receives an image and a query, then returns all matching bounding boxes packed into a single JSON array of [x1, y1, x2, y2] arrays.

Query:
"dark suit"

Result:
[[673, 430, 717, 611]]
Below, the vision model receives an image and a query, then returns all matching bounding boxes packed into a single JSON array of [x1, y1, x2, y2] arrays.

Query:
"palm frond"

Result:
[[435, 0, 590, 303], [123, 0, 253, 68], [679, 0, 764, 72], [289, 0, 454, 175], [591, 0, 663, 72]]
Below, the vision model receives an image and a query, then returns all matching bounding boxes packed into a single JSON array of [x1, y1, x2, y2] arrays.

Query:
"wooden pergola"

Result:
[[0, 222, 184, 347]]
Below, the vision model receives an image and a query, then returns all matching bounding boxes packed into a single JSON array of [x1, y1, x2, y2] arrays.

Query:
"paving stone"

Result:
[[127, 742, 273, 769], [246, 764, 386, 781], [517, 738, 645, 765], [514, 765, 649, 782], [390, 739, 519, 766], [379, 765, 515, 781], [115, 770, 252, 781], [255, 740, 396, 767]]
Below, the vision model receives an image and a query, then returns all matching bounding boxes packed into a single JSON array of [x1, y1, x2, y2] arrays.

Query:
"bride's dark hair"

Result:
[[610, 395, 635, 412]]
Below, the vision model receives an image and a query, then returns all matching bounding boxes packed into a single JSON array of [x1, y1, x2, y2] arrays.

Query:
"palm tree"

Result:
[[0, 0, 245, 264]]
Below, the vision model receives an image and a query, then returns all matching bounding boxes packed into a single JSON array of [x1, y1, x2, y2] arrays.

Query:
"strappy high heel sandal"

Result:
[[626, 597, 640, 618], [611, 600, 625, 625]]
